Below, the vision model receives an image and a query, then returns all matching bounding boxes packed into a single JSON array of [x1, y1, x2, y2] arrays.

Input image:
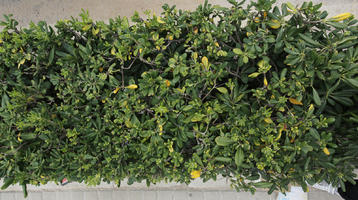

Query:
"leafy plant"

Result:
[[0, 0, 357, 197]]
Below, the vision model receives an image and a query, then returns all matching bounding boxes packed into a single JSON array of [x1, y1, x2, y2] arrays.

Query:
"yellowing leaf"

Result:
[[126, 84, 138, 90], [254, 17, 260, 23], [269, 19, 281, 29], [17, 134, 23, 142], [286, 2, 297, 14], [190, 170, 201, 179], [246, 32, 253, 37], [168, 35, 173, 40], [193, 52, 198, 61], [82, 24, 92, 31], [139, 48, 143, 54], [215, 42, 219, 47], [201, 56, 209, 69], [165, 80, 171, 87], [323, 147, 330, 155], [99, 67, 104, 72], [248, 72, 260, 78], [275, 128, 283, 141], [264, 77, 268, 86], [158, 124, 163, 135], [289, 98, 303, 105], [0, 39, 3, 44], [157, 17, 165, 24], [113, 87, 120, 94], [18, 59, 26, 69], [92, 28, 100, 35], [152, 33, 159, 41], [111, 47, 116, 55], [264, 118, 273, 124], [156, 46, 161, 50], [330, 13, 353, 22], [308, 104, 314, 111]]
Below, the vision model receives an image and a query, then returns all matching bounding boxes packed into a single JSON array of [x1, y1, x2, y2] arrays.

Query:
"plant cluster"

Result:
[[0, 0, 357, 197]]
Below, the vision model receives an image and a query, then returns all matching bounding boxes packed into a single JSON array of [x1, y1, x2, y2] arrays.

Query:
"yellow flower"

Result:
[[126, 84, 138, 90], [165, 80, 171, 87], [254, 17, 260, 23], [323, 147, 330, 155], [330, 13, 353, 22], [193, 27, 198, 34], [190, 170, 201, 179], [289, 98, 303, 105]]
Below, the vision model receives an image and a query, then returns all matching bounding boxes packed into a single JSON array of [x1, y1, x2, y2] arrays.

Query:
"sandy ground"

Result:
[[0, 0, 358, 27]]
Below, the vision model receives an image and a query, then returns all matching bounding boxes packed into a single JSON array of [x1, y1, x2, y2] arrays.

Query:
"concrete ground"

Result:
[[0, 0, 357, 199], [0, 0, 357, 27], [0, 178, 344, 200]]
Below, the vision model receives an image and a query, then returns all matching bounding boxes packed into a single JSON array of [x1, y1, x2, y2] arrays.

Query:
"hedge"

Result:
[[0, 0, 358, 197]]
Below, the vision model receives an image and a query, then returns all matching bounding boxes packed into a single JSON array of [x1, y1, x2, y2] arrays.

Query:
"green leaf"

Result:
[[191, 113, 205, 122], [1, 178, 14, 190], [312, 87, 321, 106], [253, 182, 273, 188], [309, 128, 320, 140], [215, 136, 234, 146], [216, 87, 228, 94], [248, 72, 260, 78], [21, 134, 37, 140], [345, 78, 358, 88], [235, 148, 244, 168], [193, 153, 204, 167], [48, 47, 55, 65], [1, 93, 9, 108], [301, 143, 313, 154], [298, 33, 324, 47], [22, 184, 28, 198], [233, 48, 243, 55], [215, 157, 232, 162]]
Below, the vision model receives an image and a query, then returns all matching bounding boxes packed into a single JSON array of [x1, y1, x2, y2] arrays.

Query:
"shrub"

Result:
[[0, 0, 357, 197]]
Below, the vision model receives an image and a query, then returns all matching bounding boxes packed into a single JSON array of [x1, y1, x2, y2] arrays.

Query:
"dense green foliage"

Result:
[[1, 0, 358, 196]]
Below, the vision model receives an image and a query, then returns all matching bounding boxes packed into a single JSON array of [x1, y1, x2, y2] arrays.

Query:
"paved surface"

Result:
[[0, 189, 345, 200], [0, 0, 358, 27], [0, 177, 345, 200]]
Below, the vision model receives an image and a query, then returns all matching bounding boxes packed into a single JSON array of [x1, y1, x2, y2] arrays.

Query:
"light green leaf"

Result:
[[312, 87, 321, 106], [233, 48, 243, 55], [215, 136, 234, 146], [216, 87, 228, 94]]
